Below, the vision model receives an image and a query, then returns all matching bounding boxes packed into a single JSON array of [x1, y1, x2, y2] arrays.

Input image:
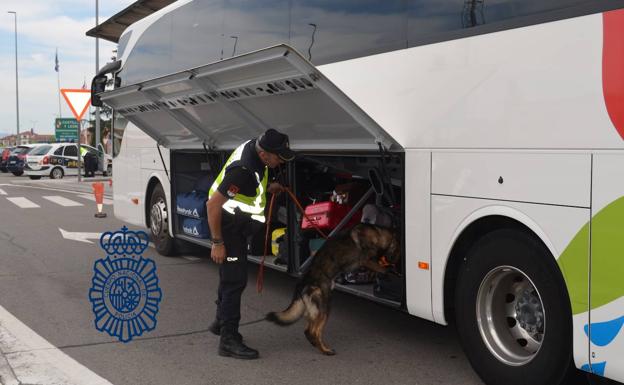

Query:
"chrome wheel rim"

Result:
[[476, 265, 545, 366], [52, 169, 62, 179], [150, 198, 168, 237]]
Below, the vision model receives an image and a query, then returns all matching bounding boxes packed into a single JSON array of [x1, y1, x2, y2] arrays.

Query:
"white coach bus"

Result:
[[90, 1, 624, 384]]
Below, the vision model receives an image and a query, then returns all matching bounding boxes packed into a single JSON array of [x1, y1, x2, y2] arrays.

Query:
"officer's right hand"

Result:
[[211, 244, 226, 264]]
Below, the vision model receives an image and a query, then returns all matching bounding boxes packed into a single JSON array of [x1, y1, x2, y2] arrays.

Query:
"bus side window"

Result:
[[290, 0, 407, 65]]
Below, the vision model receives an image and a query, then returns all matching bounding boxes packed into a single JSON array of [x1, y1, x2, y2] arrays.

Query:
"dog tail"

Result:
[[266, 283, 306, 326]]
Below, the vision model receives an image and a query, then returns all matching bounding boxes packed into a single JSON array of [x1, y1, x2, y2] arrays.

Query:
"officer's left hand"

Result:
[[267, 182, 285, 195]]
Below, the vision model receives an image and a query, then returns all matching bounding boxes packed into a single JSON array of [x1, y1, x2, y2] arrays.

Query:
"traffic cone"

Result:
[[92, 182, 107, 218]]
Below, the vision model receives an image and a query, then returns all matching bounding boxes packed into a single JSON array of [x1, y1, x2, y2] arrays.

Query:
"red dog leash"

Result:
[[256, 187, 328, 293]]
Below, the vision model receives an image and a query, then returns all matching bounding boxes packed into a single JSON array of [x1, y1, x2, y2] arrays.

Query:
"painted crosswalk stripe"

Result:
[[6, 197, 40, 208], [76, 194, 113, 205], [0, 188, 7, 195], [43, 196, 84, 207], [0, 303, 113, 385]]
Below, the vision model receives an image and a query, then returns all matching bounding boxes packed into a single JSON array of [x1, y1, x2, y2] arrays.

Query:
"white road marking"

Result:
[[58, 228, 102, 244], [6, 197, 40, 209], [0, 183, 112, 202], [0, 188, 7, 196], [0, 304, 112, 385], [77, 194, 114, 205], [43, 196, 84, 207]]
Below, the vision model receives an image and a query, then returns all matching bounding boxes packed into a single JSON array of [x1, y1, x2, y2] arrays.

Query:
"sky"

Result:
[[0, 0, 135, 136]]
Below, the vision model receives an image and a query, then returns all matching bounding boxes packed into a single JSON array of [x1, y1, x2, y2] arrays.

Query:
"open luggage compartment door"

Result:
[[98, 45, 401, 151]]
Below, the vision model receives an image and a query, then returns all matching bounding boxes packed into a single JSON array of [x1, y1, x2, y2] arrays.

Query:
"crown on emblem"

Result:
[[99, 226, 150, 255]]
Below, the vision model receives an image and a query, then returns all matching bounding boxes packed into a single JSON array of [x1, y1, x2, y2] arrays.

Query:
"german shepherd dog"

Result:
[[266, 223, 400, 355]]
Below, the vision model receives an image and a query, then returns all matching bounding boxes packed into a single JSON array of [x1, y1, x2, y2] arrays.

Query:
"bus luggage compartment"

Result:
[[169, 148, 405, 308]]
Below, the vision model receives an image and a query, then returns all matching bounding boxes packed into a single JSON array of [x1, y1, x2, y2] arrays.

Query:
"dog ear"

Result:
[[352, 225, 383, 256]]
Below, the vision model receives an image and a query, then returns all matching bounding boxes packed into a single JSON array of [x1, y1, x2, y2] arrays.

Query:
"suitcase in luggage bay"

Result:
[[301, 201, 362, 231], [176, 191, 207, 219], [181, 217, 210, 238]]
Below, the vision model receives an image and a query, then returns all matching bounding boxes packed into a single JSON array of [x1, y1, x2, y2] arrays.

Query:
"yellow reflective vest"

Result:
[[208, 140, 268, 223]]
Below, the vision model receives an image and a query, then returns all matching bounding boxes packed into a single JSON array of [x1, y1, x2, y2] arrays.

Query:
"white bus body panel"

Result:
[[588, 153, 624, 379], [404, 150, 433, 321], [114, 122, 170, 229], [432, 152, 591, 208], [319, 13, 623, 150]]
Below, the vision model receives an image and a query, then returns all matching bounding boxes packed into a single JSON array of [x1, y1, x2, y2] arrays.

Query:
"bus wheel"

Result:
[[455, 229, 576, 385], [149, 184, 175, 256], [50, 167, 64, 179]]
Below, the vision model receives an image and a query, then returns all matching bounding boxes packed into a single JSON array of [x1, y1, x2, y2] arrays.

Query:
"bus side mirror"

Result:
[[91, 75, 107, 107]]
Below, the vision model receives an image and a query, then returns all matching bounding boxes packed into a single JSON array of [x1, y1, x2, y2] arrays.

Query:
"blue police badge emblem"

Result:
[[88, 226, 162, 343]]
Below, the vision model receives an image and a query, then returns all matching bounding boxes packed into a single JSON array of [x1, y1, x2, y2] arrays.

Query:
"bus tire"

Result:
[[149, 183, 175, 256], [455, 229, 576, 385]]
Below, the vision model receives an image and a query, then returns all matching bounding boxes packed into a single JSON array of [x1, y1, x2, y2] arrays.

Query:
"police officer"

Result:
[[81, 146, 96, 177], [206, 128, 295, 359]]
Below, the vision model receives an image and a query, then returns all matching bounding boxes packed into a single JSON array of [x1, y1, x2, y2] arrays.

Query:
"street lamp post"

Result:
[[95, 0, 101, 175], [8, 11, 20, 143]]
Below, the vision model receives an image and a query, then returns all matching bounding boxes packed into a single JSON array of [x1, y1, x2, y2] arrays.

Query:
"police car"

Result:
[[23, 143, 60, 179], [24, 143, 112, 179]]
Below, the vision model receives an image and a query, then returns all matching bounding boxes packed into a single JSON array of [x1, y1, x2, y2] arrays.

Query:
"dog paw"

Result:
[[322, 349, 336, 356]]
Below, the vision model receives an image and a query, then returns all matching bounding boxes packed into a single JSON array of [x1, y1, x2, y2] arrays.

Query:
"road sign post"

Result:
[[60, 89, 91, 182]]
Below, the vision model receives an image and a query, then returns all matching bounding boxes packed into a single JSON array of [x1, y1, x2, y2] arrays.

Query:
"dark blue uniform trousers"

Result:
[[215, 210, 256, 330]]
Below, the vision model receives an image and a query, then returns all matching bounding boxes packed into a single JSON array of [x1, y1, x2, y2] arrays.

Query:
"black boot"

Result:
[[218, 327, 259, 360], [209, 320, 243, 341]]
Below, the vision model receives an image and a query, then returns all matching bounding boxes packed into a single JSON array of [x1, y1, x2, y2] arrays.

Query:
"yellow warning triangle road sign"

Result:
[[60, 89, 91, 121]]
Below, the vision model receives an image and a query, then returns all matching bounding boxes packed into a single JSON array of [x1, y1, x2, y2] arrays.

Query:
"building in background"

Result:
[[1, 129, 55, 146]]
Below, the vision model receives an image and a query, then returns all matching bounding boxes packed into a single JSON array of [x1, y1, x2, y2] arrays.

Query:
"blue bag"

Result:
[[176, 191, 207, 219], [181, 217, 210, 238]]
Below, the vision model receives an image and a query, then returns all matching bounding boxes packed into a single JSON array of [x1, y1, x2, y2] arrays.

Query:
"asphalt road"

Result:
[[0, 172, 484, 385]]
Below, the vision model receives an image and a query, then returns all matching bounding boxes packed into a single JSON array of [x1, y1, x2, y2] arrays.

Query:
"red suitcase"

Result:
[[301, 201, 362, 231]]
